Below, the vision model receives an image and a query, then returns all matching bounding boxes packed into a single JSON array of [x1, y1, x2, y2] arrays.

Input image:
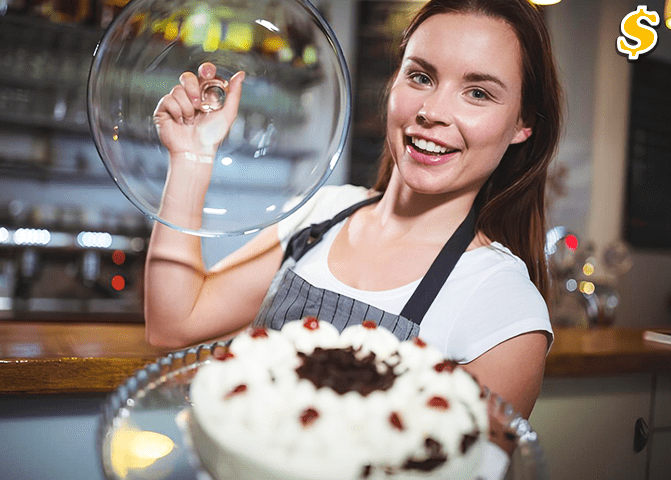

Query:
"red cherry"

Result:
[[224, 384, 248, 399], [412, 337, 427, 348], [427, 396, 450, 410], [389, 412, 404, 431], [250, 327, 269, 338], [300, 407, 320, 426], [303, 316, 320, 330], [213, 348, 235, 361], [362, 320, 377, 329], [434, 360, 457, 373]]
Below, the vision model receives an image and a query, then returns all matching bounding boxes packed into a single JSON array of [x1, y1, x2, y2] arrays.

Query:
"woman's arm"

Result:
[[461, 331, 549, 419], [144, 64, 283, 348], [145, 222, 283, 348]]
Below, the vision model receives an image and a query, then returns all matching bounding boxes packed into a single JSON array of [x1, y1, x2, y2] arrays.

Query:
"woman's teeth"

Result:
[[411, 137, 452, 155]]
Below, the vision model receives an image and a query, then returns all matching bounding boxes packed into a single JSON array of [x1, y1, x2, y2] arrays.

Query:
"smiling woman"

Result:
[[386, 13, 531, 199], [375, 0, 562, 304], [144, 0, 563, 422]]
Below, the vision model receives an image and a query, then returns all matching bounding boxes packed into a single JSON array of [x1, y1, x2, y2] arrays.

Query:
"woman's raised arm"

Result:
[[144, 64, 283, 348]]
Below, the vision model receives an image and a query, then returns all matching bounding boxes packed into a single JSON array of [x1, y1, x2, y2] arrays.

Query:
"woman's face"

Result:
[[386, 12, 531, 198]]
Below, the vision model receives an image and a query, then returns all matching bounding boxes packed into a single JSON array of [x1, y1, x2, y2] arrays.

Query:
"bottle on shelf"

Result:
[[30, 0, 93, 24]]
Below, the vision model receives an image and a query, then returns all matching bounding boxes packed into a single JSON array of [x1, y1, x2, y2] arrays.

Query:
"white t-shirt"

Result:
[[278, 185, 553, 363]]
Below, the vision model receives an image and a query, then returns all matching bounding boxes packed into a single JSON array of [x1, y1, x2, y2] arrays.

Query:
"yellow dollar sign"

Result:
[[617, 5, 660, 60]]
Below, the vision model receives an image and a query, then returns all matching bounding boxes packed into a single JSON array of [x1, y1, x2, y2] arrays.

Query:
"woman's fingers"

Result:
[[170, 85, 196, 125], [154, 83, 197, 125], [197, 62, 217, 80], [155, 93, 184, 124], [179, 71, 201, 110], [194, 63, 244, 121], [154, 64, 244, 152], [221, 71, 245, 127], [196, 70, 244, 147]]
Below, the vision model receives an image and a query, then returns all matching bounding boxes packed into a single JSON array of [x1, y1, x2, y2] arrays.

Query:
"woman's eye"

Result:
[[468, 89, 490, 101], [409, 72, 431, 86]]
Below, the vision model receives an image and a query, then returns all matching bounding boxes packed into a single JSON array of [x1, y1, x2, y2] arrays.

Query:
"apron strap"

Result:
[[400, 204, 477, 324], [282, 192, 478, 326], [282, 194, 383, 264]]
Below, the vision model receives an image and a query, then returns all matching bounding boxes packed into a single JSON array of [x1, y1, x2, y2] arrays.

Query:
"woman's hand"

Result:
[[153, 63, 245, 159], [151, 64, 244, 229]]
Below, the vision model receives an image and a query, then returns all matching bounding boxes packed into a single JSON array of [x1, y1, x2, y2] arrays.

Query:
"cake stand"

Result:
[[97, 342, 549, 480]]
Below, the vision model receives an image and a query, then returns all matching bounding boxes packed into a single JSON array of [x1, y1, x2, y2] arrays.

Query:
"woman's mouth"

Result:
[[406, 136, 459, 165]]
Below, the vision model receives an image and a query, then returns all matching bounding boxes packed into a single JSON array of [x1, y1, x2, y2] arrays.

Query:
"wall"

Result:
[[617, 0, 671, 327], [546, 0, 671, 328], [524, 5, 671, 478], [544, 0, 600, 236]]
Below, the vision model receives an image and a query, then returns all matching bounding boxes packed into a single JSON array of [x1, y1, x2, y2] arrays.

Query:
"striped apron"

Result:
[[253, 195, 476, 341]]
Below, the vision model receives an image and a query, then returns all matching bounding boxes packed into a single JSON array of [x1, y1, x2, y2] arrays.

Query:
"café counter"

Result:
[[1, 321, 670, 394], [1, 320, 670, 480]]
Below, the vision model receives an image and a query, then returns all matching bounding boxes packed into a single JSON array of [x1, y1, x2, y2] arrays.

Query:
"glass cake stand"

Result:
[[97, 342, 549, 480]]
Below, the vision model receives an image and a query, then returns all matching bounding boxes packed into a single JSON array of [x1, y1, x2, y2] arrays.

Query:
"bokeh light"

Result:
[[110, 425, 174, 478], [579, 281, 595, 295], [111, 275, 126, 291], [112, 250, 126, 265], [565, 234, 579, 251]]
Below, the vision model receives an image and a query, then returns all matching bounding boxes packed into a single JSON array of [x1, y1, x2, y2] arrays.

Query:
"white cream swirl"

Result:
[[337, 321, 400, 361], [280, 317, 340, 354]]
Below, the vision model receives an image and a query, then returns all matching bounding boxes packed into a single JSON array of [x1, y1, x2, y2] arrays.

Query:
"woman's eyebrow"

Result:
[[463, 72, 507, 91], [405, 56, 438, 78]]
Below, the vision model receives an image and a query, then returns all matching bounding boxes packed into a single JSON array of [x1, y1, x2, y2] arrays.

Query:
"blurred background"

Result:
[[0, 0, 669, 329], [1, 1, 671, 480], [1, 0, 670, 329]]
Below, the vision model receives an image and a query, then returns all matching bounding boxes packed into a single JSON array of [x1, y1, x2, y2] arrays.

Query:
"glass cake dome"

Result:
[[88, 0, 351, 236]]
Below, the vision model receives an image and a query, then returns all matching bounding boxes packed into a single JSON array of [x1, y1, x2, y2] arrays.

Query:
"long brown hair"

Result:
[[372, 0, 563, 300]]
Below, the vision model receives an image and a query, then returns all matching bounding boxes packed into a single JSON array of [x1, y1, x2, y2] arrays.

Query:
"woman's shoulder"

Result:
[[457, 241, 531, 280], [453, 241, 548, 316], [441, 242, 552, 363]]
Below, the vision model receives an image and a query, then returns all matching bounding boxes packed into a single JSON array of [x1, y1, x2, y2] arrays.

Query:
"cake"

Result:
[[188, 318, 489, 479]]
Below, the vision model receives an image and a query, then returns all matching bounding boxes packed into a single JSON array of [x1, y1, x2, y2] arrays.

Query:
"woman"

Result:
[[145, 0, 562, 420]]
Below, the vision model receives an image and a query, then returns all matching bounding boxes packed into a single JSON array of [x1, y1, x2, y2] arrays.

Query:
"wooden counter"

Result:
[[1, 322, 671, 394], [0, 322, 171, 394], [545, 326, 671, 376]]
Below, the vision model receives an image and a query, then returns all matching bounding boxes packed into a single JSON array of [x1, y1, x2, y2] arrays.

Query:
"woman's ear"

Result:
[[511, 125, 532, 145]]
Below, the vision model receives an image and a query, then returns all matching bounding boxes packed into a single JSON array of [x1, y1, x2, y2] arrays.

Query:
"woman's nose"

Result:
[[417, 89, 454, 127]]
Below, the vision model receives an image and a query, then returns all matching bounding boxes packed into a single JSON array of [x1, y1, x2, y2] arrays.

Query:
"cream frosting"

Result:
[[189, 318, 488, 480]]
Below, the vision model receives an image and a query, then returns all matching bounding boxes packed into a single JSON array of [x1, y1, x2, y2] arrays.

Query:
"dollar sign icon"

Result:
[[617, 5, 660, 60]]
